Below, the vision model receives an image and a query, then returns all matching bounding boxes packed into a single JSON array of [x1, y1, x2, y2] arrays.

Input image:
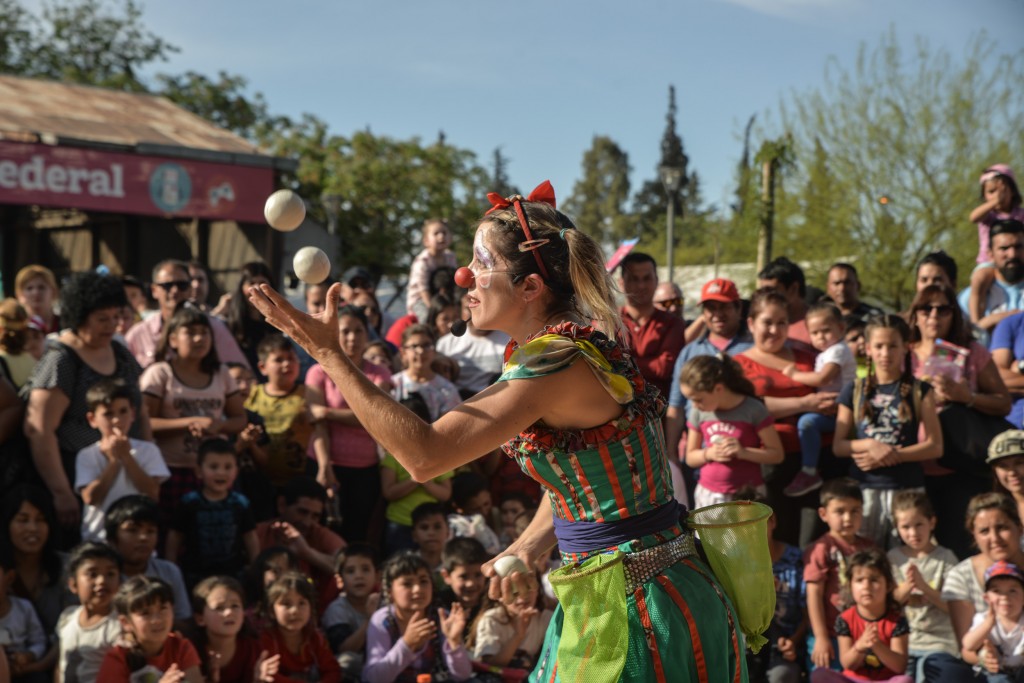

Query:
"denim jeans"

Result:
[[797, 412, 837, 470]]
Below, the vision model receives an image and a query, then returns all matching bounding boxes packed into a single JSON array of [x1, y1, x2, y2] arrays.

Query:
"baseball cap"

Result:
[[985, 560, 1024, 589], [341, 267, 374, 287], [987, 429, 1024, 465], [700, 278, 740, 304], [980, 164, 1017, 186]]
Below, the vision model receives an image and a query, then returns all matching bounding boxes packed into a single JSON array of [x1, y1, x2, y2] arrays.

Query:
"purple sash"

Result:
[[552, 500, 685, 554]]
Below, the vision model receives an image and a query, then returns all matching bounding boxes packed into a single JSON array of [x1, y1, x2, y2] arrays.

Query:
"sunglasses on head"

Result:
[[917, 304, 954, 316], [154, 280, 191, 292]]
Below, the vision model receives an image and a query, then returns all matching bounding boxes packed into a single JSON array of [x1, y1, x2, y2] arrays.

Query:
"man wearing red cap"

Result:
[[617, 252, 687, 400], [665, 278, 752, 502]]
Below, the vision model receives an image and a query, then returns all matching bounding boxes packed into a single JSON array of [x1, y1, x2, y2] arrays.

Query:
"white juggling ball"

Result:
[[493, 555, 529, 578], [264, 189, 306, 231], [293, 246, 331, 284]]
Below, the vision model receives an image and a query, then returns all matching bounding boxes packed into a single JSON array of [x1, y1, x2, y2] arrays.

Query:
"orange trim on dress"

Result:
[[656, 575, 708, 683]]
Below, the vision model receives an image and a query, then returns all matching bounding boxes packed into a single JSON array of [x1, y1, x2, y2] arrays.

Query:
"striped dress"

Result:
[[498, 322, 747, 683]]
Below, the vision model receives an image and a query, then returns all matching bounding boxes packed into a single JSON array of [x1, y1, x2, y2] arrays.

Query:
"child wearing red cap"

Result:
[[967, 164, 1024, 327], [962, 560, 1024, 681]]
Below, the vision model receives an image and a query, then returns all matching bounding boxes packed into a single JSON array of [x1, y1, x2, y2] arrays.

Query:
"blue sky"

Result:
[[126, 0, 1023, 213]]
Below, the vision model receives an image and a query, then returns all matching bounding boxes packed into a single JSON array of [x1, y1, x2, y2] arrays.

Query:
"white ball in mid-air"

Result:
[[493, 555, 529, 578], [264, 189, 306, 231], [293, 246, 331, 284]]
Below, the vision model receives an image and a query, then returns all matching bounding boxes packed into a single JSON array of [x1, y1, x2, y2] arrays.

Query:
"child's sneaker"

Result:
[[784, 472, 823, 497]]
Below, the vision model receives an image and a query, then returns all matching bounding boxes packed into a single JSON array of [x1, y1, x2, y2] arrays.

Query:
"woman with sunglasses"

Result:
[[908, 284, 1011, 557], [248, 181, 747, 682]]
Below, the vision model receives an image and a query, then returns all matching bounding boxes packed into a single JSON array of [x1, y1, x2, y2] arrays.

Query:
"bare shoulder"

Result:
[[498, 357, 622, 430]]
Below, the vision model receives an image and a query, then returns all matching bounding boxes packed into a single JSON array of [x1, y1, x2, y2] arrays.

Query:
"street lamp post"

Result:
[[657, 85, 688, 285], [659, 164, 683, 284]]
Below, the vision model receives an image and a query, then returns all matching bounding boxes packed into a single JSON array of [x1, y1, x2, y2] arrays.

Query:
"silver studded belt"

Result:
[[622, 531, 697, 594]]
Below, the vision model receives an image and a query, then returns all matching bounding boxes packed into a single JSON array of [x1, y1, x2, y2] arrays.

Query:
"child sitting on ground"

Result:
[[103, 495, 192, 621], [76, 378, 169, 542], [323, 544, 380, 678], [0, 552, 48, 681], [810, 549, 911, 683], [97, 576, 202, 682], [258, 571, 341, 682], [962, 560, 1024, 683], [363, 551, 472, 683], [57, 542, 122, 683], [410, 502, 450, 584], [439, 537, 489, 642], [470, 564, 552, 670]]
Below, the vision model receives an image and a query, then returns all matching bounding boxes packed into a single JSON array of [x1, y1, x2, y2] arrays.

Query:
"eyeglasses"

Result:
[[655, 297, 683, 308], [404, 343, 434, 351], [154, 280, 191, 292], [917, 304, 954, 317]]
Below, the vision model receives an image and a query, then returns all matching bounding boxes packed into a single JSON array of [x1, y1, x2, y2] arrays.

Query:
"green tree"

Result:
[[563, 135, 632, 248], [489, 147, 519, 198], [0, 0, 35, 74], [772, 29, 1024, 308], [282, 129, 488, 276], [28, 0, 177, 91], [157, 70, 273, 141]]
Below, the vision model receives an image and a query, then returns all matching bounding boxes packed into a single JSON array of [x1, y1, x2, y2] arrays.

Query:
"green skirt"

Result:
[[529, 556, 747, 683]]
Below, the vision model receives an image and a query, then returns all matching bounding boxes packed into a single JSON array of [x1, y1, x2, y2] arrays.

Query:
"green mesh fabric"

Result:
[[532, 557, 746, 683], [687, 502, 776, 653], [547, 552, 629, 683], [497, 323, 748, 682]]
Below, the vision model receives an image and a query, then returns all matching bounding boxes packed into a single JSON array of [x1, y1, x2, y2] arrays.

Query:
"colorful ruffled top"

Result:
[[498, 322, 681, 563]]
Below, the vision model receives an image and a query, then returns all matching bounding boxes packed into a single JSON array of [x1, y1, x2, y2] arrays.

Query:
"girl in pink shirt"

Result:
[[307, 306, 392, 543], [680, 354, 785, 510]]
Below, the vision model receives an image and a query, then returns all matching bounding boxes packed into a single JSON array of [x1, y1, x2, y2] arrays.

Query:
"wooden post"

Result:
[[756, 158, 776, 275]]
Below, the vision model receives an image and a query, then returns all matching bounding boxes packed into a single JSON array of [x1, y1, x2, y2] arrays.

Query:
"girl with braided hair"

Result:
[[248, 181, 747, 682], [833, 314, 943, 547]]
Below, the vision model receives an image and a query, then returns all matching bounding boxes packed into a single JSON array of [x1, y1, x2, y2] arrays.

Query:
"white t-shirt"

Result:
[[970, 610, 1024, 669], [0, 595, 47, 657], [75, 438, 170, 542], [57, 606, 120, 683], [436, 330, 510, 394], [816, 341, 858, 393]]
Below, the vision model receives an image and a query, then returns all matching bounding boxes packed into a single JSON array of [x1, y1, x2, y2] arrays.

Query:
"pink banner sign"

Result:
[[0, 140, 274, 223], [605, 238, 639, 272]]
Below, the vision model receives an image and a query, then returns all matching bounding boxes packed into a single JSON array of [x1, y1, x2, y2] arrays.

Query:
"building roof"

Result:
[[0, 75, 294, 170]]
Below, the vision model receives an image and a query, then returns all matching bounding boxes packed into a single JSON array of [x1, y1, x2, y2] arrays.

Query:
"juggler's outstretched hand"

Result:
[[248, 282, 344, 361]]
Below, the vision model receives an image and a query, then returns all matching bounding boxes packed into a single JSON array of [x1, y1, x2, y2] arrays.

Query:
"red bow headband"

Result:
[[485, 180, 556, 280]]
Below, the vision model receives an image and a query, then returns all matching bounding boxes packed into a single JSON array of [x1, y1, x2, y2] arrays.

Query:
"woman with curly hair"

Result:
[[23, 271, 151, 532]]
